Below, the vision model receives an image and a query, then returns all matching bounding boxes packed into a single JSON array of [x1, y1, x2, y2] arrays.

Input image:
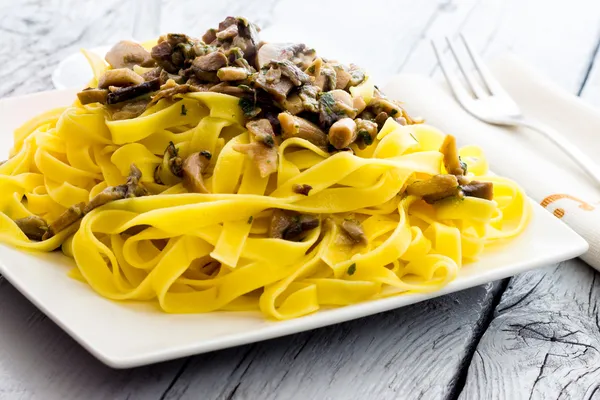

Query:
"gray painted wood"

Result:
[[0, 0, 600, 399], [460, 260, 600, 400]]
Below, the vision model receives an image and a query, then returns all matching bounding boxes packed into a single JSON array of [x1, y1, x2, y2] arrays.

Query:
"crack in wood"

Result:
[[528, 352, 551, 400], [159, 358, 192, 400], [496, 273, 546, 314]]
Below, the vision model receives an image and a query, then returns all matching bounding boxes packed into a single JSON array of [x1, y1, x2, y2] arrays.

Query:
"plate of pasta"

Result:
[[0, 17, 588, 368]]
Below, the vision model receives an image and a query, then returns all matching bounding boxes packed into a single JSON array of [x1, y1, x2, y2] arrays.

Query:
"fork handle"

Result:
[[519, 119, 600, 186]]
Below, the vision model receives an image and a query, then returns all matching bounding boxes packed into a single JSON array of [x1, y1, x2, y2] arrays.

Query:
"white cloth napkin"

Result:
[[383, 54, 600, 271]]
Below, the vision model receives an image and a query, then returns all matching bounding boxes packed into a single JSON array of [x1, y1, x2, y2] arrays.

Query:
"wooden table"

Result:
[[1, 0, 600, 398]]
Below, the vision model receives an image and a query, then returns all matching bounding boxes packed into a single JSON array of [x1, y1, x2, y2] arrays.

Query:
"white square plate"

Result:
[[0, 89, 589, 368]]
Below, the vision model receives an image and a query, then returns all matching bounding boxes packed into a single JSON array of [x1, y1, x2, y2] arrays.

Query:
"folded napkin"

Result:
[[383, 54, 600, 271]]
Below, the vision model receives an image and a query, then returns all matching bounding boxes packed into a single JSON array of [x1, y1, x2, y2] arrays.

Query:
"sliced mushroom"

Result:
[[439, 134, 465, 177], [341, 219, 367, 245], [105, 40, 155, 69], [274, 60, 310, 86], [182, 152, 212, 193], [292, 184, 312, 196], [151, 41, 178, 73], [43, 202, 86, 240], [315, 65, 337, 92], [109, 98, 150, 120], [298, 85, 320, 113], [329, 118, 357, 150], [217, 66, 249, 81], [256, 42, 309, 69], [406, 174, 461, 204], [154, 142, 184, 185], [14, 215, 49, 241], [216, 23, 238, 40], [98, 68, 145, 89], [106, 79, 160, 104], [209, 82, 246, 97], [332, 64, 352, 90], [354, 119, 378, 149], [192, 51, 228, 71], [370, 97, 403, 120], [233, 119, 278, 177], [461, 181, 494, 200], [142, 67, 162, 81], [77, 88, 109, 105], [254, 73, 294, 102], [268, 209, 319, 241], [318, 89, 356, 129], [281, 93, 304, 115], [347, 64, 366, 87], [278, 112, 328, 148], [202, 28, 217, 44], [375, 111, 389, 129], [85, 164, 147, 213], [150, 80, 192, 106]]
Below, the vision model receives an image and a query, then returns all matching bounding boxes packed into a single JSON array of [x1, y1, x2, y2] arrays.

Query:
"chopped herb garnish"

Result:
[[307, 65, 315, 74], [181, 104, 187, 116], [347, 263, 356, 276], [200, 150, 212, 160], [459, 156, 468, 174], [357, 130, 373, 146], [239, 97, 256, 117], [167, 141, 178, 157], [247, 216, 253, 224], [266, 160, 271, 164], [261, 135, 275, 147], [390, 109, 398, 116], [409, 132, 419, 142]]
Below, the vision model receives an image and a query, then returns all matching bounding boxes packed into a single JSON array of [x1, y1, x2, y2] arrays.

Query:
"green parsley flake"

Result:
[[247, 216, 253, 224], [409, 132, 419, 142], [181, 104, 187, 116], [347, 263, 357, 276]]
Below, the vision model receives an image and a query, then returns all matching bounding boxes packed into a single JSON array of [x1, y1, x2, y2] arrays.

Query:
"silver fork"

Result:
[[432, 35, 600, 186]]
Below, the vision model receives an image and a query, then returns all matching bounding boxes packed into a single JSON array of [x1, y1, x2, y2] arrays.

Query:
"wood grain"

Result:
[[1, 0, 600, 399], [162, 283, 504, 400], [460, 260, 600, 400]]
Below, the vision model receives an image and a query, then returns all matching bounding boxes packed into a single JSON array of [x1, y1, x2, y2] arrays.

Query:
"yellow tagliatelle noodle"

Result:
[[0, 91, 530, 320]]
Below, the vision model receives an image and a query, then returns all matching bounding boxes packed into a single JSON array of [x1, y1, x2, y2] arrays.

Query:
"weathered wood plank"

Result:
[[459, 260, 600, 400], [0, 279, 184, 400], [163, 282, 504, 400]]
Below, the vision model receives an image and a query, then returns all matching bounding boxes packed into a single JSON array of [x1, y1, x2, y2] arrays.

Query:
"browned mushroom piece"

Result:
[[281, 93, 304, 115], [332, 64, 352, 90], [374, 111, 389, 129], [406, 174, 461, 204], [318, 89, 356, 129], [14, 215, 49, 241], [292, 184, 312, 196], [105, 40, 155, 69], [77, 88, 109, 105], [329, 118, 357, 150], [182, 152, 212, 193], [202, 28, 217, 44], [298, 85, 320, 112], [314, 65, 337, 92], [347, 64, 366, 87], [98, 68, 145, 89], [354, 119, 378, 149], [274, 60, 311, 86], [109, 98, 150, 120], [268, 209, 319, 241], [278, 112, 328, 148], [84, 164, 147, 214], [340, 219, 368, 245], [193, 51, 228, 71], [461, 180, 494, 200], [84, 185, 128, 214], [209, 82, 247, 97], [439, 134, 465, 177], [233, 119, 279, 177], [370, 97, 403, 120], [106, 79, 161, 104], [43, 202, 86, 240], [149, 80, 192, 106], [254, 72, 294, 102], [256, 42, 313, 69]]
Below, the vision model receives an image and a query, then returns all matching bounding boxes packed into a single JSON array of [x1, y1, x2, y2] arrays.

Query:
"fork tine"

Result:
[[445, 37, 488, 98], [459, 34, 509, 97], [431, 40, 472, 105]]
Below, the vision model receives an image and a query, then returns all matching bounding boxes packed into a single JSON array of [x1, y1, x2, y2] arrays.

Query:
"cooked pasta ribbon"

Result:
[[0, 93, 530, 320]]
